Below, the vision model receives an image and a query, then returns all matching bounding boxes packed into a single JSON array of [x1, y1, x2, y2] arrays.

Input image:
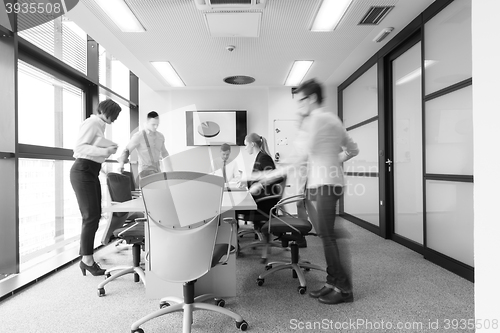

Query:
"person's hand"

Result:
[[117, 162, 124, 173], [106, 145, 118, 155], [249, 182, 264, 196], [236, 181, 246, 189], [246, 171, 264, 182]]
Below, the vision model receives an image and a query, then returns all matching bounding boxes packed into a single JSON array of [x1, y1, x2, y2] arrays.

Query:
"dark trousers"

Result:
[[306, 185, 352, 292], [70, 158, 102, 256]]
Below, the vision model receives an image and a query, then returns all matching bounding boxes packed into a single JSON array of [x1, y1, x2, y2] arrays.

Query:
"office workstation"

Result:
[[0, 0, 496, 332]]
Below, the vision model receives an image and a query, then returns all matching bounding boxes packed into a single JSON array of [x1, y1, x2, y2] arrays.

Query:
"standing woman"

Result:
[[70, 99, 122, 276]]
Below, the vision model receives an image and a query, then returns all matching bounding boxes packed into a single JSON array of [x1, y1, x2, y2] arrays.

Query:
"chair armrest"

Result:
[[276, 194, 306, 207], [117, 221, 139, 238], [254, 194, 282, 204]]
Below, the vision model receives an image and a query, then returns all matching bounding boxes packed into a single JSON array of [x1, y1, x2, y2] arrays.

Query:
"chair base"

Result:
[[237, 228, 260, 239], [131, 282, 248, 333], [97, 243, 145, 297], [256, 242, 325, 292]]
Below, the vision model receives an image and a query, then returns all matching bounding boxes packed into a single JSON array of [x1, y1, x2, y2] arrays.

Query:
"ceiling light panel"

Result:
[[311, 0, 354, 31], [151, 62, 185, 87], [94, 0, 146, 32], [284, 61, 313, 86]]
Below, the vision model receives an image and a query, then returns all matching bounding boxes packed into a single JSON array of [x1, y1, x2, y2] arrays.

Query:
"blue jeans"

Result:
[[70, 158, 102, 256], [305, 185, 352, 292]]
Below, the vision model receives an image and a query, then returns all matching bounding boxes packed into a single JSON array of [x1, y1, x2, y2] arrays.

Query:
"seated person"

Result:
[[239, 133, 284, 232], [212, 143, 242, 184]]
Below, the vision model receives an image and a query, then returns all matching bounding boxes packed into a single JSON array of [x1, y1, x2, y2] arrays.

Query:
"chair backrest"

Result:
[[122, 171, 136, 191], [251, 176, 287, 220], [102, 172, 134, 245], [140, 171, 225, 283], [107, 172, 133, 202]]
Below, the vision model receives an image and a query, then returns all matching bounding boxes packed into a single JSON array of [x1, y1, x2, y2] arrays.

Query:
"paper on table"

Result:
[[92, 136, 117, 148]]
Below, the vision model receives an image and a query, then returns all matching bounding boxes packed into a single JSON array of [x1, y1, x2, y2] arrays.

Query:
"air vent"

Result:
[[194, 0, 266, 11], [211, 0, 251, 4], [359, 6, 394, 25], [223, 76, 255, 85]]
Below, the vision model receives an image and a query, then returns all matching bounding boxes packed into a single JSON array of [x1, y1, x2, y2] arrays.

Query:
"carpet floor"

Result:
[[0, 217, 474, 333]]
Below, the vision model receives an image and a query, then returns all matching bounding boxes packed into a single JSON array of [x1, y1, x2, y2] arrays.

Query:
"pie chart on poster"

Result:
[[197, 121, 220, 138]]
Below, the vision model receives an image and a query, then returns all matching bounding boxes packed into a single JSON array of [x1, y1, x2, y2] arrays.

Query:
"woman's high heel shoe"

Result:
[[79, 261, 106, 276]]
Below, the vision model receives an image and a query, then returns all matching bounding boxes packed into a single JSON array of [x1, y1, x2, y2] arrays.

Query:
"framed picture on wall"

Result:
[[186, 110, 247, 146]]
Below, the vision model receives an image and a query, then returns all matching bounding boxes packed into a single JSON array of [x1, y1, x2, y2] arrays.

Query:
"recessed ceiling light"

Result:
[[94, 0, 146, 32], [151, 62, 185, 87], [311, 0, 354, 31], [284, 61, 314, 86]]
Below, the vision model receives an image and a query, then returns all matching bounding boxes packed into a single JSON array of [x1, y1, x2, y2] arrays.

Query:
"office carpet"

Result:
[[0, 218, 474, 333]]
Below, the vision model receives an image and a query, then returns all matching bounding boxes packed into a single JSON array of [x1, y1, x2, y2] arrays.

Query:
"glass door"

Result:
[[388, 39, 424, 247]]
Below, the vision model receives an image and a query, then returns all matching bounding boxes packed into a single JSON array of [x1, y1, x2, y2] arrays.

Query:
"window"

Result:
[[99, 46, 130, 99], [18, 61, 84, 148], [18, 16, 88, 75]]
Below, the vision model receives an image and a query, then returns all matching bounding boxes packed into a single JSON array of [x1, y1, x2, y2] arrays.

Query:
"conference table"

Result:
[[103, 189, 257, 298]]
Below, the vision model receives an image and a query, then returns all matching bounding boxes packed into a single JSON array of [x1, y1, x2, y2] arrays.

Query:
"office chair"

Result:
[[97, 172, 146, 297], [256, 195, 325, 294], [131, 172, 248, 333], [237, 177, 287, 261], [123, 170, 142, 198]]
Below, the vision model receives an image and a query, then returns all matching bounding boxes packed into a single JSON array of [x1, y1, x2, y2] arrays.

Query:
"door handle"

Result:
[[385, 159, 392, 172]]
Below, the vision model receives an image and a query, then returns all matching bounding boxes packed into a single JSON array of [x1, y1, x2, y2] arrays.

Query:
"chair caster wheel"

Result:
[[265, 264, 272, 271], [236, 320, 248, 331], [131, 329, 144, 333], [215, 299, 225, 307], [159, 301, 170, 309], [256, 278, 264, 286], [98, 288, 105, 297], [298, 286, 307, 295]]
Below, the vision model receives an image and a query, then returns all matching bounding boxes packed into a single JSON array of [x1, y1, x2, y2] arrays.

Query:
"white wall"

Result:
[[472, 0, 500, 326], [267, 84, 338, 155], [139, 83, 270, 172]]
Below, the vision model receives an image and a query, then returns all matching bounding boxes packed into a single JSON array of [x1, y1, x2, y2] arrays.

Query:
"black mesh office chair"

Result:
[[97, 172, 146, 297], [256, 195, 325, 294], [237, 177, 287, 261], [123, 170, 142, 198]]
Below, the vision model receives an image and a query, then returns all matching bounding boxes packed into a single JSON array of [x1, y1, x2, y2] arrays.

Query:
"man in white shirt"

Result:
[[213, 143, 241, 184], [257, 79, 359, 305], [118, 111, 169, 179]]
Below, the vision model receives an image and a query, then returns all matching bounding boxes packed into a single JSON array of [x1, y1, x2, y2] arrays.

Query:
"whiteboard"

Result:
[[273, 119, 301, 214], [273, 119, 300, 163]]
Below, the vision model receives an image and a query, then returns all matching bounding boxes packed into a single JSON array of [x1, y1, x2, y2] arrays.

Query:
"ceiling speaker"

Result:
[[223, 75, 255, 85]]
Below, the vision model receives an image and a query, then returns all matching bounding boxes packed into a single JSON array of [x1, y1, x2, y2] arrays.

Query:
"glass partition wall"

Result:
[[423, 0, 473, 270], [339, 0, 473, 280], [341, 64, 380, 228]]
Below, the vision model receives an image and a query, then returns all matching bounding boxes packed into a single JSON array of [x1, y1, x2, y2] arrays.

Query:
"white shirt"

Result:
[[274, 107, 359, 189], [73, 114, 112, 164], [213, 159, 241, 183], [119, 129, 169, 173]]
